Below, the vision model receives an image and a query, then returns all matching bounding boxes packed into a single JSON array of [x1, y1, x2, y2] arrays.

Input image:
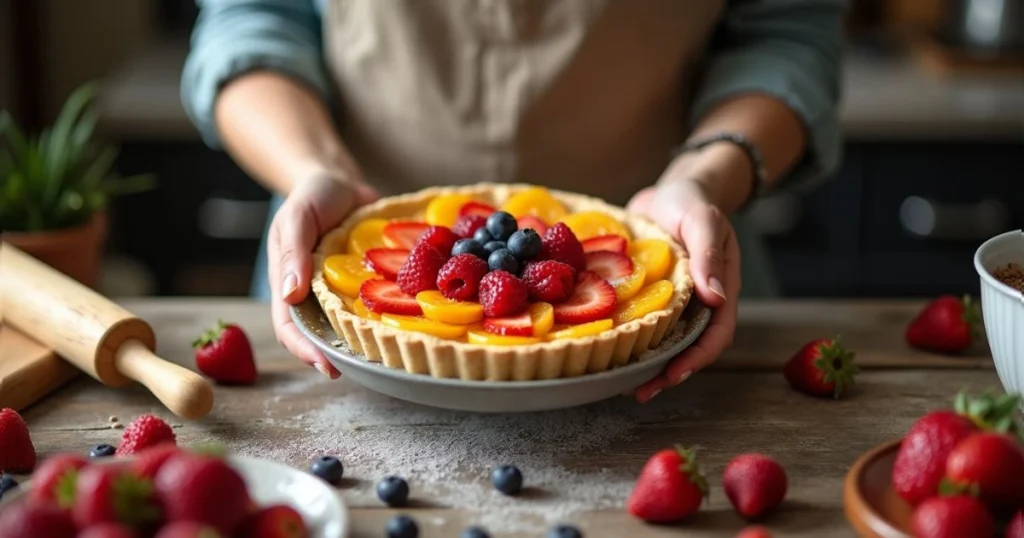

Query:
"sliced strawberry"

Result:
[[483, 312, 533, 337], [582, 234, 628, 254], [359, 279, 423, 315], [585, 251, 634, 283], [517, 215, 549, 235], [383, 221, 431, 250], [553, 271, 617, 324], [459, 201, 496, 217], [363, 248, 409, 280]]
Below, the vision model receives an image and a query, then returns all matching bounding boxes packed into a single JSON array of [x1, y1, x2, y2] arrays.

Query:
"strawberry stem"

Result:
[[953, 389, 1023, 439], [55, 469, 78, 509], [673, 444, 709, 501], [938, 477, 980, 498], [960, 295, 984, 344], [812, 335, 860, 399], [113, 473, 162, 524], [191, 319, 229, 349]]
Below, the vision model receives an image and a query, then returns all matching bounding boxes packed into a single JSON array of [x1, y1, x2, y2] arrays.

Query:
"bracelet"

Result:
[[674, 132, 767, 213]]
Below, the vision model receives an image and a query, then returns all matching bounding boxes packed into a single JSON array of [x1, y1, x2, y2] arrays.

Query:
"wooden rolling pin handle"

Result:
[[114, 339, 214, 420]]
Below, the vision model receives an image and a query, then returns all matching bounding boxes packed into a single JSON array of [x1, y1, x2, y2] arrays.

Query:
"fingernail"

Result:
[[646, 389, 662, 401], [313, 362, 332, 379], [708, 277, 726, 301], [282, 273, 298, 299], [674, 370, 692, 386]]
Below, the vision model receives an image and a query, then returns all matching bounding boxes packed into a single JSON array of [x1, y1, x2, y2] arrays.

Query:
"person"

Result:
[[181, 0, 846, 403]]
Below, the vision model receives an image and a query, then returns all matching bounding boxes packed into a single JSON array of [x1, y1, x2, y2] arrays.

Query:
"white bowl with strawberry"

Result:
[[0, 442, 347, 538], [974, 229, 1024, 401]]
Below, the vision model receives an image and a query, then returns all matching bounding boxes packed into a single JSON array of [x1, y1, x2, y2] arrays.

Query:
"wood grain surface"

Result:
[[10, 298, 1005, 538]]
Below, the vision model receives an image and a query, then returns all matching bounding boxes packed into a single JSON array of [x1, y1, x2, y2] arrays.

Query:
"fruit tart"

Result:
[[310, 183, 694, 381]]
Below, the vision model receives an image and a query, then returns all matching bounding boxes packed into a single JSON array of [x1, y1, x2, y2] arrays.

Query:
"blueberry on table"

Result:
[[548, 524, 583, 538], [491, 464, 523, 495], [483, 241, 506, 256], [0, 473, 18, 498], [452, 238, 487, 259], [486, 211, 518, 241], [310, 455, 344, 485], [461, 526, 490, 538], [473, 227, 495, 245], [507, 229, 542, 260], [488, 248, 519, 274], [89, 444, 116, 458], [386, 515, 419, 538], [377, 475, 410, 506]]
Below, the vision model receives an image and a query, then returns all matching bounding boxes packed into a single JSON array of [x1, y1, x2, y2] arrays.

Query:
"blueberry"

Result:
[[507, 229, 542, 260], [0, 473, 18, 499], [310, 455, 344, 485], [548, 524, 583, 538], [487, 249, 519, 274], [89, 444, 116, 458], [452, 238, 487, 259], [386, 515, 419, 538], [490, 464, 523, 495], [461, 527, 490, 538], [486, 211, 518, 241], [482, 241, 506, 256], [473, 227, 494, 245], [376, 475, 410, 506]]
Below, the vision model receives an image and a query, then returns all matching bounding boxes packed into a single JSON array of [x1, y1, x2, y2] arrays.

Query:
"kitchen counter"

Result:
[[17, 298, 1002, 537]]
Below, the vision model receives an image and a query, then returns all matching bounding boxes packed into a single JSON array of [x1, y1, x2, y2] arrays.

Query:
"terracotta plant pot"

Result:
[[1, 213, 108, 289]]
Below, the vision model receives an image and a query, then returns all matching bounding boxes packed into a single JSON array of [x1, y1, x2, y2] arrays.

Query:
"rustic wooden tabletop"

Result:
[[16, 298, 1001, 538]]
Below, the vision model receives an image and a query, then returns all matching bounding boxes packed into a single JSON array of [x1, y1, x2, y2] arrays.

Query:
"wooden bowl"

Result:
[[843, 438, 914, 538]]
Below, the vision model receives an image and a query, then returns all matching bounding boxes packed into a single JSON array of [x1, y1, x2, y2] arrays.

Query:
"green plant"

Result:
[[0, 82, 154, 232]]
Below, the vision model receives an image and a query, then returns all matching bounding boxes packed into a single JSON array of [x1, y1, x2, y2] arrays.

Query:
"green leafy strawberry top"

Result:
[[814, 336, 860, 399], [674, 444, 709, 501], [192, 319, 230, 349], [954, 390, 1022, 439]]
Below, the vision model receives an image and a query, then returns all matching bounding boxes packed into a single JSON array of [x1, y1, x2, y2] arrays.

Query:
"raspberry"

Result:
[[396, 243, 446, 295], [115, 414, 176, 456], [540, 222, 586, 271], [452, 214, 488, 239], [416, 225, 460, 254], [521, 260, 576, 303], [436, 254, 489, 301], [478, 270, 529, 318]]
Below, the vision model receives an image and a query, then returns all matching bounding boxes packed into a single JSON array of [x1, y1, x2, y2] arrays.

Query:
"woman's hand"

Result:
[[267, 173, 379, 378], [625, 175, 741, 402]]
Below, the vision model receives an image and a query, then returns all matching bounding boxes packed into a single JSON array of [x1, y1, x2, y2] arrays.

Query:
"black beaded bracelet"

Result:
[[674, 132, 767, 213]]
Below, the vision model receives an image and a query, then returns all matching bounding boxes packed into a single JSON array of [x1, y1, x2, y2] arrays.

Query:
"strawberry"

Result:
[[905, 294, 981, 354], [735, 526, 773, 538], [581, 234, 628, 254], [382, 221, 430, 250], [363, 248, 409, 280], [396, 242, 446, 295], [521, 260, 576, 303], [459, 201, 496, 217], [484, 312, 534, 337], [626, 445, 707, 523], [192, 320, 257, 385], [552, 271, 616, 324], [478, 270, 529, 318], [416, 225, 460, 255], [116, 413, 176, 456], [942, 432, 1024, 514], [722, 453, 788, 520], [0, 499, 77, 538], [436, 254, 489, 301], [132, 442, 183, 478], [892, 391, 1021, 506], [155, 452, 252, 535], [237, 504, 309, 538], [79, 522, 139, 538], [517, 215, 549, 236], [28, 452, 87, 508], [155, 521, 225, 538], [911, 495, 994, 538], [0, 407, 36, 472], [73, 462, 161, 528], [540, 222, 586, 271], [1008, 510, 1024, 538], [452, 214, 488, 239], [359, 279, 423, 315], [584, 251, 634, 283], [782, 336, 859, 399]]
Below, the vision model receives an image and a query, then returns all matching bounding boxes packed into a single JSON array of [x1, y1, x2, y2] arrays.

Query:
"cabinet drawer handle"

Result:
[[197, 197, 269, 239], [899, 196, 1009, 241]]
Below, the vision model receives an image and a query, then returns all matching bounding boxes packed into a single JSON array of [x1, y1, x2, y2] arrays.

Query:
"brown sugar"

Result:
[[993, 263, 1024, 292]]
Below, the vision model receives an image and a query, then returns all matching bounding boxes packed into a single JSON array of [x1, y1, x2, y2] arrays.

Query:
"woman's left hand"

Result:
[[625, 176, 741, 402]]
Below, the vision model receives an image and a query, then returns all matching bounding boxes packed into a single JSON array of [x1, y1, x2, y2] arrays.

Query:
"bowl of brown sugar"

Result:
[[974, 230, 1024, 400]]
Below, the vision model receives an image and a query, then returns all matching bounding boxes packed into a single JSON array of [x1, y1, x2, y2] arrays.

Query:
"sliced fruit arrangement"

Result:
[[383, 221, 431, 250], [324, 254, 379, 297], [346, 218, 389, 255], [582, 234, 627, 254], [561, 210, 632, 242], [483, 302, 554, 337]]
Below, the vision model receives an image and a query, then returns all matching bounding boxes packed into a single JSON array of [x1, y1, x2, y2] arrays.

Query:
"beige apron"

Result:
[[322, 0, 725, 206]]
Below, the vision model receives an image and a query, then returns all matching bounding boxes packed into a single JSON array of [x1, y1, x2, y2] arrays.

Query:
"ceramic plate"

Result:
[[291, 295, 711, 412], [843, 438, 912, 538], [0, 455, 348, 538]]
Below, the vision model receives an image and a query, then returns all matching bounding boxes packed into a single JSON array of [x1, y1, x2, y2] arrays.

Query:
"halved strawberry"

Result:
[[383, 221, 431, 250], [585, 251, 634, 283], [363, 248, 409, 280], [517, 215, 549, 235], [484, 312, 533, 337], [553, 271, 616, 324], [459, 201, 496, 217], [582, 234, 628, 254], [359, 279, 423, 315]]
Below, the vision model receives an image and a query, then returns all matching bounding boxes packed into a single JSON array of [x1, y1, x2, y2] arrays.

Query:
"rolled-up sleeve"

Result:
[[688, 0, 847, 191], [181, 0, 329, 148]]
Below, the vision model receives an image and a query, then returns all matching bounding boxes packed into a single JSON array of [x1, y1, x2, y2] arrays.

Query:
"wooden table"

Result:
[[17, 298, 1002, 537]]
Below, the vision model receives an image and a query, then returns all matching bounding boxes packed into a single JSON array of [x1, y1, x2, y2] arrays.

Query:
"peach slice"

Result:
[[380, 313, 468, 340], [628, 238, 673, 284], [560, 211, 632, 242], [426, 194, 476, 227], [346, 218, 389, 256], [482, 302, 554, 337], [501, 187, 567, 224], [612, 260, 647, 302], [416, 290, 484, 325], [612, 280, 674, 325], [352, 297, 380, 320], [323, 254, 379, 297], [545, 319, 613, 340], [467, 326, 542, 346]]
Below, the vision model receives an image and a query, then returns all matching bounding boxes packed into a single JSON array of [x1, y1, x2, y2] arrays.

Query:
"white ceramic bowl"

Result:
[[974, 229, 1024, 399]]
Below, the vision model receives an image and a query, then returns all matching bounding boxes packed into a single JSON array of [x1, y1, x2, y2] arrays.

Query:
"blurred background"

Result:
[[0, 0, 1022, 299]]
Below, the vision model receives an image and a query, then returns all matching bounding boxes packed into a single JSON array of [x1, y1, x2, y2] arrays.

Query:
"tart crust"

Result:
[[311, 183, 694, 381]]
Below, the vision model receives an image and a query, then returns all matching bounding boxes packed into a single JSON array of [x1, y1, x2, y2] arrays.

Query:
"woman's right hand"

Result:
[[267, 173, 379, 378]]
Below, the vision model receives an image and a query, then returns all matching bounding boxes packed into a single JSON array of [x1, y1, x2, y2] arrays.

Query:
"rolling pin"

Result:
[[0, 243, 214, 419]]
